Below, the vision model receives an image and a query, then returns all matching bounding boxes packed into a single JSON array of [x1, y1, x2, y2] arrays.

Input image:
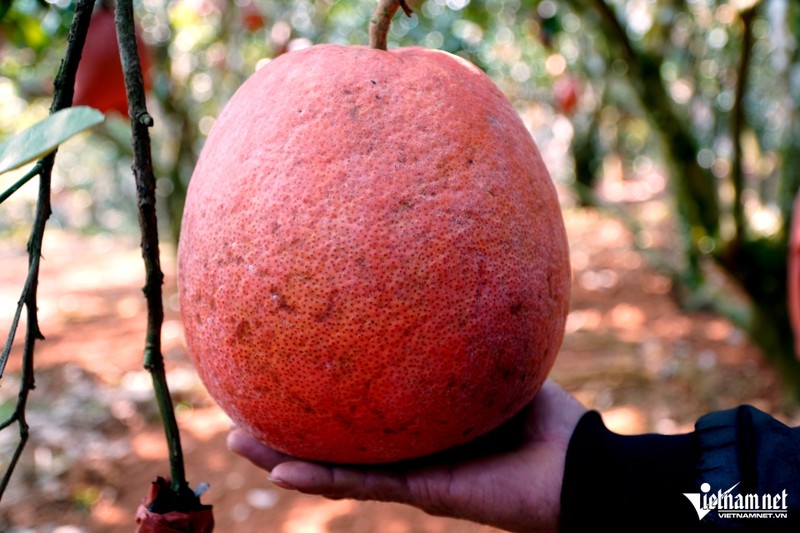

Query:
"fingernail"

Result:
[[267, 472, 296, 490]]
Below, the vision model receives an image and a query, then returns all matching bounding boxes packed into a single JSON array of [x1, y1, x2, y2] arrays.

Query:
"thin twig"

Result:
[[0, 0, 97, 502], [114, 0, 192, 500], [0, 163, 42, 205]]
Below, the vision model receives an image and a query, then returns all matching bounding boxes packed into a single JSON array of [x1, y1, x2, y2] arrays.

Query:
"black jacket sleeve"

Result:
[[560, 406, 800, 532]]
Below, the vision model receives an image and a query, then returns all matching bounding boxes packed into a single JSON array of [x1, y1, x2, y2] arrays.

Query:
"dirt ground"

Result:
[[1, 204, 798, 532]]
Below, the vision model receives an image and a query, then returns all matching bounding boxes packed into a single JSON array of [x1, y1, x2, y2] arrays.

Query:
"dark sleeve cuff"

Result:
[[693, 406, 800, 530], [559, 411, 699, 532]]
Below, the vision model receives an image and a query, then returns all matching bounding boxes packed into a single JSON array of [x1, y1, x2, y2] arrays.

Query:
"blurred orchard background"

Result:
[[1, 0, 800, 531]]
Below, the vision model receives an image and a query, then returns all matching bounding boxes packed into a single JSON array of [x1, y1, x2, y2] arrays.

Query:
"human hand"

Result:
[[227, 380, 587, 533]]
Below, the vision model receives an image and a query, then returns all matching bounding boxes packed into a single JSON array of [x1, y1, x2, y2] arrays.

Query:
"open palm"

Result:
[[228, 380, 587, 533]]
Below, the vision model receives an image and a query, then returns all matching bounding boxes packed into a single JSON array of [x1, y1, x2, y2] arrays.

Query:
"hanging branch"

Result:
[[114, 0, 200, 506], [0, 0, 97, 501]]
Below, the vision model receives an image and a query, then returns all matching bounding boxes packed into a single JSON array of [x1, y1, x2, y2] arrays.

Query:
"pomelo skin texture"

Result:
[[178, 44, 571, 464]]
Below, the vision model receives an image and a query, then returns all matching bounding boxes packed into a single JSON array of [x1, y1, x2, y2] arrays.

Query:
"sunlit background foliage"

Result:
[[2, 0, 800, 391]]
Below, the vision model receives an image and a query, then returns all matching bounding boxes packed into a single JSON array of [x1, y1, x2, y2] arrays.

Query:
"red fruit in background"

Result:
[[73, 6, 151, 116], [241, 2, 266, 31], [178, 44, 571, 464], [553, 75, 579, 115]]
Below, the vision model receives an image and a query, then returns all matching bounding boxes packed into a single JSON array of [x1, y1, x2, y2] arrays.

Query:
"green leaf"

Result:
[[0, 106, 105, 176]]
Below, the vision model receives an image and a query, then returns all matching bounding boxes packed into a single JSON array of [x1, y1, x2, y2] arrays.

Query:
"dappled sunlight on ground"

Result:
[[282, 498, 359, 533], [179, 406, 233, 442], [553, 207, 795, 438]]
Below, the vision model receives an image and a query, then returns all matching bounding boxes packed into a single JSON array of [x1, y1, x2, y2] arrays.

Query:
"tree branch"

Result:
[[731, 6, 757, 244], [0, 0, 97, 502], [564, 0, 720, 288], [114, 0, 194, 502], [778, 1, 800, 227], [590, 0, 637, 62]]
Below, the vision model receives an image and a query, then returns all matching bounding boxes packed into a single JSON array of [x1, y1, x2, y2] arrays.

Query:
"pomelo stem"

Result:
[[116, 0, 194, 504], [369, 0, 413, 51]]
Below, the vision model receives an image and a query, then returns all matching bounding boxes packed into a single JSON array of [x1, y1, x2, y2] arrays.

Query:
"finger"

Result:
[[227, 430, 442, 511], [270, 460, 424, 506], [227, 429, 296, 471]]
